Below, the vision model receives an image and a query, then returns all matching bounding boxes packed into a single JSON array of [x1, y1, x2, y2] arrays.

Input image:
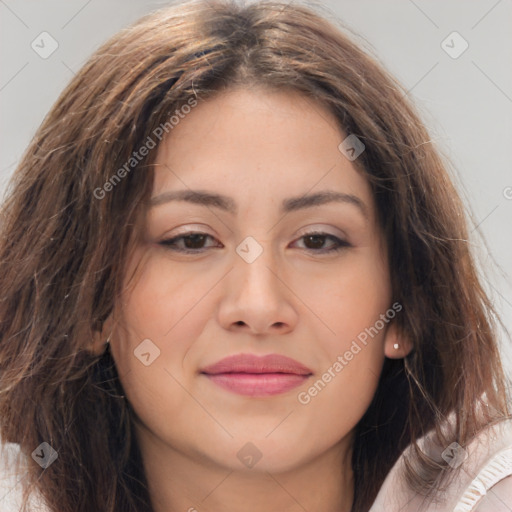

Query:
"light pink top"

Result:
[[370, 419, 512, 511]]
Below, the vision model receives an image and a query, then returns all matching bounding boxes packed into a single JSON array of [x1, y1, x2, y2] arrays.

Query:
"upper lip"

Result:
[[200, 353, 313, 376]]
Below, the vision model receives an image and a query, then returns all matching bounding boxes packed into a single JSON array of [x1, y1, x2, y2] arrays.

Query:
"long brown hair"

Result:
[[0, 1, 509, 511]]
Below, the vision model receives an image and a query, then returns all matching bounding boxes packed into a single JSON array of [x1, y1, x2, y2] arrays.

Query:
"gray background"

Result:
[[0, 0, 511, 507]]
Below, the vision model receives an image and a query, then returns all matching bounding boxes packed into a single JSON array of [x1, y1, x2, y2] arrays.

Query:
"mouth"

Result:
[[200, 353, 313, 397]]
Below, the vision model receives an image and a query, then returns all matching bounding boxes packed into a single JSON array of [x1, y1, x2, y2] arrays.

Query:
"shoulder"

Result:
[[0, 440, 51, 512], [455, 444, 512, 511], [370, 418, 512, 512], [471, 475, 512, 511]]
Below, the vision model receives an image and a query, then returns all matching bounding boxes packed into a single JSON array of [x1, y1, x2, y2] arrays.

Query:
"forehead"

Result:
[[152, 87, 374, 218]]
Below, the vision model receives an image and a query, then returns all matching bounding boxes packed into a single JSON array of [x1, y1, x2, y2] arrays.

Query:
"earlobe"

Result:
[[90, 316, 114, 356], [383, 323, 413, 359]]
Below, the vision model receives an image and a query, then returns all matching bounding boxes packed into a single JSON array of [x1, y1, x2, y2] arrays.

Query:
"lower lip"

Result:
[[204, 373, 310, 397]]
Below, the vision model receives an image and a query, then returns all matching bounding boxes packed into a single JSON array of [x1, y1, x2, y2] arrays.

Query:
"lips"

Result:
[[200, 353, 313, 397]]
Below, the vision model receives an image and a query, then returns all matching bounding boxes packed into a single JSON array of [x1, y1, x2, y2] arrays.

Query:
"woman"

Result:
[[0, 1, 511, 511]]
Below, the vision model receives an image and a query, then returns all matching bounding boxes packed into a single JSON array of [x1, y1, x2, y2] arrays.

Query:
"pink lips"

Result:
[[200, 353, 313, 397]]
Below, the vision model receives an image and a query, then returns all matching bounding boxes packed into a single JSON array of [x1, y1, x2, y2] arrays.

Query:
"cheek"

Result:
[[294, 248, 391, 351], [292, 251, 390, 428], [294, 353, 383, 455], [109, 255, 215, 429], [116, 251, 218, 349]]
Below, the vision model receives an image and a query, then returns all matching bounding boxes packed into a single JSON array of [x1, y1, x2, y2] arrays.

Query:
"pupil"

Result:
[[185, 234, 206, 248], [305, 235, 325, 249]]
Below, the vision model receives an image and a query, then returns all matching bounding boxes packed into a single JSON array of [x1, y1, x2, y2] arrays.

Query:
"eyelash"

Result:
[[158, 231, 351, 255]]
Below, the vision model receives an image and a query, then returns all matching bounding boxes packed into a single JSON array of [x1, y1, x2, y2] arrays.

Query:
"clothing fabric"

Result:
[[370, 419, 512, 511]]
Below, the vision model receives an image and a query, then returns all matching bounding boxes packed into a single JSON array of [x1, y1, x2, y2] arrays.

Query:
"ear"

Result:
[[90, 315, 114, 356], [383, 321, 413, 359]]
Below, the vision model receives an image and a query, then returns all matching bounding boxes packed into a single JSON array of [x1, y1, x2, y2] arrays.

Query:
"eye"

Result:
[[159, 232, 222, 253], [292, 232, 351, 253]]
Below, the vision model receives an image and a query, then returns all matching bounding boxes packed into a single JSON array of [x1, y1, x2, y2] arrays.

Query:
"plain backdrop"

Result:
[[0, 0, 511, 509]]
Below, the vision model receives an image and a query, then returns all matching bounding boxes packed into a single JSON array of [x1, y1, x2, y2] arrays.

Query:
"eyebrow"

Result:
[[149, 189, 368, 218]]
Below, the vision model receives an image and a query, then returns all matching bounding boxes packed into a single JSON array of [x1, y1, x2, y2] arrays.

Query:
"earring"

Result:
[[393, 343, 400, 350], [105, 332, 112, 345]]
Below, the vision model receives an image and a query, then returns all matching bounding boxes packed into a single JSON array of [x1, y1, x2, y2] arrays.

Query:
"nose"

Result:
[[216, 243, 299, 336]]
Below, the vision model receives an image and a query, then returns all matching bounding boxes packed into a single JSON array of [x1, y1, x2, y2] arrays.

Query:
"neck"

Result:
[[136, 422, 354, 512]]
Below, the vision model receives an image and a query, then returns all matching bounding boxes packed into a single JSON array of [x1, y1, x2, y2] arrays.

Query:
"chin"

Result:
[[197, 436, 317, 474]]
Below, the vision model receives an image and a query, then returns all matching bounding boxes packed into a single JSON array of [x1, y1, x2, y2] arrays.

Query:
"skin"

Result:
[[95, 88, 410, 512], [473, 476, 512, 511]]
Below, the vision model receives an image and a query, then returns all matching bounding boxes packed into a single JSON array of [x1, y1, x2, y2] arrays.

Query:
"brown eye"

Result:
[[293, 232, 351, 253], [303, 234, 328, 249], [159, 233, 221, 253]]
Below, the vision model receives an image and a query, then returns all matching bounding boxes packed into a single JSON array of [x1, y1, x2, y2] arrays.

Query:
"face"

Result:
[[108, 87, 404, 475]]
